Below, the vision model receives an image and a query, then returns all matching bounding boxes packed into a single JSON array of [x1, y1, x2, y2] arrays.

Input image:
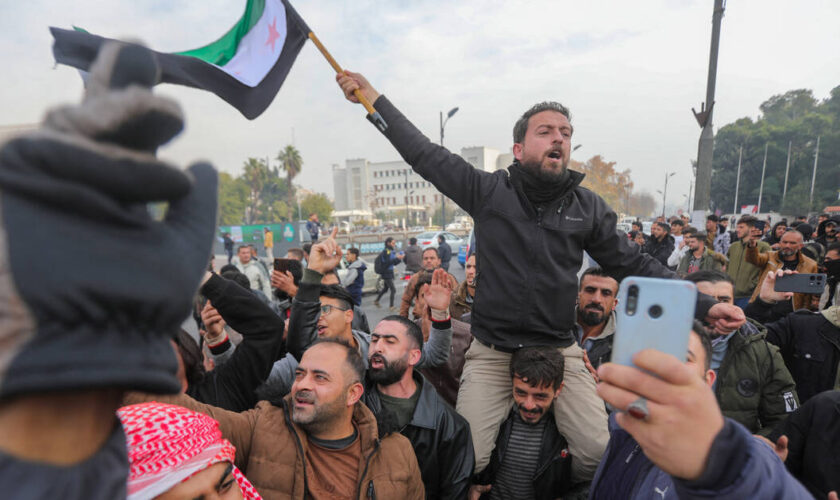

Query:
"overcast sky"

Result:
[[2, 0, 839, 211]]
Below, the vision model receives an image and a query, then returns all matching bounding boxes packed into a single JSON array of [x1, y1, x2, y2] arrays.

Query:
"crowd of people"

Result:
[[0, 43, 837, 499]]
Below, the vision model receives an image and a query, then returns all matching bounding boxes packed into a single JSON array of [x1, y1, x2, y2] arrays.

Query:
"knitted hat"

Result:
[[119, 403, 260, 500], [0, 42, 217, 398]]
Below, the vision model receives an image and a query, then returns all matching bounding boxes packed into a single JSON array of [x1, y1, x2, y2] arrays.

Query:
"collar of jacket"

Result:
[[453, 281, 472, 307], [728, 317, 767, 349], [366, 371, 440, 431], [280, 394, 381, 455], [505, 162, 585, 214], [574, 309, 617, 342]]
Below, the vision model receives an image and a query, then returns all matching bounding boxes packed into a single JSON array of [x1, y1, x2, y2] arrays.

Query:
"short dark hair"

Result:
[[380, 314, 424, 349], [513, 102, 573, 143], [219, 264, 238, 275], [319, 284, 354, 311], [409, 237, 417, 245], [820, 213, 830, 218], [414, 270, 434, 295], [347, 247, 360, 257], [384, 237, 394, 247], [174, 329, 205, 387], [309, 337, 366, 386], [302, 242, 313, 254], [706, 214, 719, 222], [682, 227, 698, 236], [685, 269, 734, 287], [579, 266, 613, 290], [221, 269, 251, 290], [688, 231, 707, 242], [738, 215, 757, 227], [631, 221, 642, 228], [826, 242, 840, 255], [691, 321, 712, 371], [287, 247, 304, 261], [438, 234, 445, 242], [422, 247, 439, 258], [671, 219, 685, 227], [237, 245, 249, 253], [510, 346, 565, 390], [655, 221, 671, 232]]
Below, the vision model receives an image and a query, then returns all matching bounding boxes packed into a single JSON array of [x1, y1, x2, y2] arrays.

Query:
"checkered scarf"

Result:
[[118, 402, 261, 500]]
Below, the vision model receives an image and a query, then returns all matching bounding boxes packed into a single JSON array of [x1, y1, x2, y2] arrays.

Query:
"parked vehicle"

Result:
[[415, 231, 464, 255], [458, 227, 475, 268]]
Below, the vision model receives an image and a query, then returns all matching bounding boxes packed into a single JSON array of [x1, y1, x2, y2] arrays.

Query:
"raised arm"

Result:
[[336, 71, 497, 215]]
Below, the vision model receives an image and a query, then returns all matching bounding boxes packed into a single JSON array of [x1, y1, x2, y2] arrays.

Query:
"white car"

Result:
[[415, 231, 464, 254]]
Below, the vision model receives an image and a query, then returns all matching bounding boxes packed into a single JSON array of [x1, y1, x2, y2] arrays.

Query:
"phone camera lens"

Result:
[[626, 285, 639, 316], [648, 305, 663, 319]]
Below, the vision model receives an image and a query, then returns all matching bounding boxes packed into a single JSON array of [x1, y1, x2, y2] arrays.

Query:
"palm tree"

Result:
[[276, 145, 303, 219]]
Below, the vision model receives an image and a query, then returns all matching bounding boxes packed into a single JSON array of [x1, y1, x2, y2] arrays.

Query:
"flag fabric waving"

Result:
[[51, 0, 310, 120]]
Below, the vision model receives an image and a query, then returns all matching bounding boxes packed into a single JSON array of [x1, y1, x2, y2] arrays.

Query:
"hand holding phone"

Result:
[[774, 272, 825, 294]]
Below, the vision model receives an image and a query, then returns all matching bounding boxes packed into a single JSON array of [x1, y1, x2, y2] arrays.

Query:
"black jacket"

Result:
[[192, 274, 286, 412], [476, 409, 577, 499], [364, 372, 474, 500], [642, 233, 675, 267], [438, 241, 452, 264], [375, 96, 678, 348], [770, 390, 840, 498], [762, 308, 840, 404]]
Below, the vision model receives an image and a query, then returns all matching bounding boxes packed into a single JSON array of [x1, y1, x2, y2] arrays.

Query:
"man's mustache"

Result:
[[584, 303, 604, 312]]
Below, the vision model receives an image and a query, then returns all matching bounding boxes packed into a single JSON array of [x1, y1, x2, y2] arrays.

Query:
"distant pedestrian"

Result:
[[404, 237, 423, 274], [306, 212, 321, 241], [223, 232, 234, 264], [374, 237, 404, 310], [263, 227, 273, 259], [437, 234, 452, 271]]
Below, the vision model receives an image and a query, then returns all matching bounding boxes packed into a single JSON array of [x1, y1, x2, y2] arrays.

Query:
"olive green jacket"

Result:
[[727, 239, 770, 298], [677, 248, 726, 277], [716, 318, 799, 436]]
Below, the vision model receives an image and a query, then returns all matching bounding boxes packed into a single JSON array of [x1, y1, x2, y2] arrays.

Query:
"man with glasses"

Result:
[[685, 270, 798, 436]]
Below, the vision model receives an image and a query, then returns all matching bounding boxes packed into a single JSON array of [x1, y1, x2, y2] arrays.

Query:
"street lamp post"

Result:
[[658, 172, 676, 217], [439, 107, 459, 229]]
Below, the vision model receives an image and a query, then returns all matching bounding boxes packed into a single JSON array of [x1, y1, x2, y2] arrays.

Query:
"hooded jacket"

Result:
[[373, 96, 677, 349], [342, 258, 368, 304], [763, 306, 840, 404], [404, 244, 423, 273], [714, 319, 799, 436], [642, 233, 675, 267], [364, 372, 474, 500]]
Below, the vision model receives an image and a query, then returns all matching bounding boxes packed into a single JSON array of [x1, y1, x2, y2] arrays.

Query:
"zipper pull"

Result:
[[367, 480, 376, 499]]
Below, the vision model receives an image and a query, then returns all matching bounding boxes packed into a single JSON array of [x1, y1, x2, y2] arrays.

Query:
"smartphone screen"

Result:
[[611, 277, 697, 368], [274, 258, 292, 273]]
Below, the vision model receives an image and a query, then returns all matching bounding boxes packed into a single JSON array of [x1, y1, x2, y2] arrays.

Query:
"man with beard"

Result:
[[401, 247, 459, 319], [705, 215, 731, 256], [685, 271, 798, 436], [727, 216, 771, 310], [364, 269, 474, 500], [746, 229, 818, 312], [451, 254, 477, 321], [470, 347, 582, 500], [642, 222, 675, 266], [677, 232, 725, 277], [335, 71, 745, 481], [575, 267, 619, 370], [130, 339, 425, 499]]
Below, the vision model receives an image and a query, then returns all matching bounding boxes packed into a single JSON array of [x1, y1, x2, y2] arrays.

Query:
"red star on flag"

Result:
[[265, 18, 280, 51]]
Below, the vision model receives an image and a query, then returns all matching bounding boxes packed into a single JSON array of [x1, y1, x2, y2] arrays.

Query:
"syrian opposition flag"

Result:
[[51, 0, 310, 119]]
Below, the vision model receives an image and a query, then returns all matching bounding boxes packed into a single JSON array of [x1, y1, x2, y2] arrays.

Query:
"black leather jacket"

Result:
[[364, 372, 474, 500], [476, 408, 581, 499]]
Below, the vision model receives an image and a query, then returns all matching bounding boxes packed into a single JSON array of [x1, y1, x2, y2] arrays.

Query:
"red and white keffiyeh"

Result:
[[118, 402, 261, 500]]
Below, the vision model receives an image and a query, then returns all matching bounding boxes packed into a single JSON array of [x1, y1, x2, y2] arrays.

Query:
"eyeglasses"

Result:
[[320, 304, 350, 315]]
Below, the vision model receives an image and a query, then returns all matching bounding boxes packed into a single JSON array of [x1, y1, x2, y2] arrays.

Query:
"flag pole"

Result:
[[307, 32, 388, 132]]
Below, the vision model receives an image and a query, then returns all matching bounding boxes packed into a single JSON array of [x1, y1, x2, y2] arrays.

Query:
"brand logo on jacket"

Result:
[[736, 378, 758, 398], [565, 216, 583, 222]]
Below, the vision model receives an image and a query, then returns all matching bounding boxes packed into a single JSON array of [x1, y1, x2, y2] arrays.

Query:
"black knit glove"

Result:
[[0, 42, 218, 397]]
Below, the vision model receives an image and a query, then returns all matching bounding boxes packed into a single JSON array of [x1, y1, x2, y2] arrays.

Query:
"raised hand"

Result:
[[424, 268, 453, 312], [336, 70, 380, 105], [759, 269, 796, 304], [307, 227, 343, 274], [200, 301, 226, 344], [271, 270, 298, 297]]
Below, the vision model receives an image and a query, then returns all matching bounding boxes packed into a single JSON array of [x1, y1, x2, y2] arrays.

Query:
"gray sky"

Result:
[[2, 0, 839, 211]]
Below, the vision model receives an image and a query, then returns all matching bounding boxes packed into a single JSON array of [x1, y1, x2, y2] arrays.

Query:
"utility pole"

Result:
[[692, 0, 725, 212], [782, 140, 792, 205], [733, 145, 742, 214], [438, 107, 459, 229], [810, 136, 821, 212], [404, 169, 409, 239], [757, 143, 768, 213]]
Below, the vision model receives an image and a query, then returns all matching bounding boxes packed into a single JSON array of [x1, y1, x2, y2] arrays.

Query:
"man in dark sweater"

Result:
[[335, 70, 745, 480]]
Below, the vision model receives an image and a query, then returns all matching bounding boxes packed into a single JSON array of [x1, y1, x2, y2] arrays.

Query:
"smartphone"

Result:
[[274, 258, 294, 273], [611, 277, 698, 369], [754, 220, 766, 232], [774, 273, 826, 294]]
